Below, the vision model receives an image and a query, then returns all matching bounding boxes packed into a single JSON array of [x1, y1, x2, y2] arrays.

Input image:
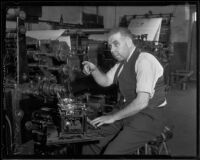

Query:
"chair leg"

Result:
[[163, 142, 169, 155], [159, 142, 169, 155], [159, 143, 164, 154], [135, 142, 171, 155], [145, 144, 148, 154], [136, 148, 140, 155]]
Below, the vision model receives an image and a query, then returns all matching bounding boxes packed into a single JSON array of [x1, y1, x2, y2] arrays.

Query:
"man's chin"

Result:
[[116, 58, 124, 62], [113, 56, 121, 61]]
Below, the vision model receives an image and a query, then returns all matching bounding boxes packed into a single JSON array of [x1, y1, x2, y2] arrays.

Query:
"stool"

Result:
[[135, 126, 173, 155]]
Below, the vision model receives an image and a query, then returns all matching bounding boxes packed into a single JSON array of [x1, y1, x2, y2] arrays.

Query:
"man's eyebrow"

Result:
[[109, 40, 118, 44]]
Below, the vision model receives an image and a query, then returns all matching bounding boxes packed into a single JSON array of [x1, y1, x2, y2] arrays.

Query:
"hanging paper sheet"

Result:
[[128, 18, 162, 41], [26, 29, 65, 41], [26, 29, 71, 49]]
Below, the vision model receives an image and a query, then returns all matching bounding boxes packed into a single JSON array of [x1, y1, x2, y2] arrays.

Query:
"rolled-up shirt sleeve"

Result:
[[135, 53, 163, 98]]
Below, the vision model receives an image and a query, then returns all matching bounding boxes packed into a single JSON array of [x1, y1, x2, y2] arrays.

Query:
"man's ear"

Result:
[[125, 37, 133, 48]]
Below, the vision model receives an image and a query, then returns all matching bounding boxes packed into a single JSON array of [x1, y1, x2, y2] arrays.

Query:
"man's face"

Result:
[[108, 32, 130, 62]]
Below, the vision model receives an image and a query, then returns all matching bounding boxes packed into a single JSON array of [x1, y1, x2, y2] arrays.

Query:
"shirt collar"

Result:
[[126, 46, 136, 62]]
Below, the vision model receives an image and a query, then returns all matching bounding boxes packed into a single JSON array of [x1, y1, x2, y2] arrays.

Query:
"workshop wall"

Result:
[[41, 6, 83, 24]]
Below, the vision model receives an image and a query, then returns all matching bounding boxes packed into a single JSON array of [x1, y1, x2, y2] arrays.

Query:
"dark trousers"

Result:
[[82, 107, 166, 155]]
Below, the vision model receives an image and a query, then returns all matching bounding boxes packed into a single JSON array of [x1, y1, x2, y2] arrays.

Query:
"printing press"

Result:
[[3, 10, 120, 155]]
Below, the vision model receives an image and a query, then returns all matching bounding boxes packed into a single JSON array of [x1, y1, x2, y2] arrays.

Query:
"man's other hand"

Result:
[[91, 115, 115, 127], [82, 61, 97, 75]]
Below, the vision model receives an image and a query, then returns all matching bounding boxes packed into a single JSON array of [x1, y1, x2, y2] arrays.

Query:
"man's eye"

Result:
[[114, 43, 119, 47]]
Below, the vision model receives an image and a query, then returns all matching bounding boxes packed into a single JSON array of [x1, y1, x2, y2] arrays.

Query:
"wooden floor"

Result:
[[165, 81, 197, 156]]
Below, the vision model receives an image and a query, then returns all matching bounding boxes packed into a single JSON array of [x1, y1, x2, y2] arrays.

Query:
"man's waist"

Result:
[[119, 97, 167, 108]]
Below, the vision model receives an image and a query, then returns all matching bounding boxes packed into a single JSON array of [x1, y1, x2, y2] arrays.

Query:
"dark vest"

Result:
[[114, 48, 166, 109]]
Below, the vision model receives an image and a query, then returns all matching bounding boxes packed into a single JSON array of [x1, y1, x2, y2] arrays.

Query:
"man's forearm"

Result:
[[112, 93, 149, 121], [91, 69, 111, 87]]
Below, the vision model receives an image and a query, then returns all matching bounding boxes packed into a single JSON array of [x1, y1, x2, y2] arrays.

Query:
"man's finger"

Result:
[[83, 64, 91, 75], [91, 120, 98, 126], [91, 120, 101, 126], [82, 61, 89, 65], [91, 121, 103, 127], [83, 69, 90, 75], [91, 117, 101, 124], [96, 122, 103, 127]]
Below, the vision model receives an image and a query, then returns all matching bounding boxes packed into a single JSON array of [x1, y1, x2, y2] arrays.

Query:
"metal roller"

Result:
[[38, 82, 66, 96]]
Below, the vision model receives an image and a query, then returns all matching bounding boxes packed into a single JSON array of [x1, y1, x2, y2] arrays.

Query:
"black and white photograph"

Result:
[[1, 1, 199, 159]]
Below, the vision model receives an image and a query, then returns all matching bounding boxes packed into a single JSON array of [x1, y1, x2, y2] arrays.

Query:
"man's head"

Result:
[[108, 27, 135, 62]]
